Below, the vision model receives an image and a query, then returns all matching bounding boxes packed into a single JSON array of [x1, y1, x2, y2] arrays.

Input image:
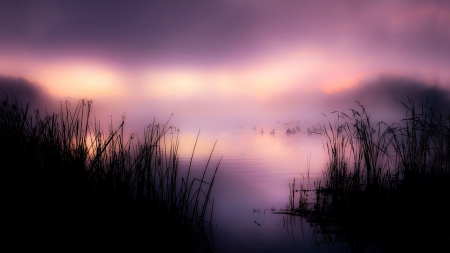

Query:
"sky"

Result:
[[1, 0, 450, 133]]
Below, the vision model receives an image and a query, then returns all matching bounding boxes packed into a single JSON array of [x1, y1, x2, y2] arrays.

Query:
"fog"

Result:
[[1, 0, 449, 144], [2, 74, 449, 139]]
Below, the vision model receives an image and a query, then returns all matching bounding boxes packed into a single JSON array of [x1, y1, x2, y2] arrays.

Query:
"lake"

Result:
[[176, 125, 343, 253]]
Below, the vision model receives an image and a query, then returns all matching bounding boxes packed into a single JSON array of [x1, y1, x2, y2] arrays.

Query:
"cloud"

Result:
[[1, 0, 449, 67]]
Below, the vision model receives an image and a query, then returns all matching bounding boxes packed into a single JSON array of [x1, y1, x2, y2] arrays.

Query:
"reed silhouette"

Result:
[[279, 100, 450, 252], [1, 96, 219, 252]]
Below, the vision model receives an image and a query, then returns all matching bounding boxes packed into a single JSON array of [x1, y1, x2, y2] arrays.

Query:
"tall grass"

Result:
[[1, 97, 219, 252], [283, 100, 450, 252]]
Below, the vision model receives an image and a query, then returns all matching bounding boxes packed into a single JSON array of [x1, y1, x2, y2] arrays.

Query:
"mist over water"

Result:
[[2, 1, 450, 251], [4, 74, 449, 138], [2, 73, 450, 252]]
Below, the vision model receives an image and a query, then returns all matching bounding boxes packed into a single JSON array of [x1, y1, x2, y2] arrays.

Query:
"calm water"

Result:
[[176, 125, 343, 253]]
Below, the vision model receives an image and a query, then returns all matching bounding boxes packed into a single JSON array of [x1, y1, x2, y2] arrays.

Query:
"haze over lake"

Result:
[[1, 1, 450, 252]]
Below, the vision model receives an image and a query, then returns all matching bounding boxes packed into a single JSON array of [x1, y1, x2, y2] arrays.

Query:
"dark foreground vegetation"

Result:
[[282, 100, 450, 252], [1, 97, 219, 252]]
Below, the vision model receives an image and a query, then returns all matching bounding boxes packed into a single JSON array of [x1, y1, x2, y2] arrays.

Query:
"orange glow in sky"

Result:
[[0, 0, 449, 133]]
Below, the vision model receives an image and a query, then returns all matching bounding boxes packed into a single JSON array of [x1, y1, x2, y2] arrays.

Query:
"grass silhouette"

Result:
[[1, 97, 219, 252], [281, 100, 450, 252]]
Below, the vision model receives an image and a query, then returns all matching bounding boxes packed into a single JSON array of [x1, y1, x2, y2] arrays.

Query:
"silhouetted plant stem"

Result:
[[279, 100, 450, 252], [1, 97, 218, 252]]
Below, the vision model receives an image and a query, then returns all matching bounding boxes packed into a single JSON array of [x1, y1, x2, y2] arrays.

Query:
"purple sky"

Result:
[[1, 0, 450, 132]]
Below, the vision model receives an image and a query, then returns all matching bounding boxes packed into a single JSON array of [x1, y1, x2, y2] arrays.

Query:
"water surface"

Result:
[[177, 126, 341, 252]]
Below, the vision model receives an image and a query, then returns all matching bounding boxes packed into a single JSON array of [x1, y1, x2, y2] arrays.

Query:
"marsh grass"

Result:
[[281, 100, 450, 252], [1, 97, 219, 252]]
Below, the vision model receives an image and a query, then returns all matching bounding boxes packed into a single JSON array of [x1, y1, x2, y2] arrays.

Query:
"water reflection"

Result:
[[176, 127, 334, 252]]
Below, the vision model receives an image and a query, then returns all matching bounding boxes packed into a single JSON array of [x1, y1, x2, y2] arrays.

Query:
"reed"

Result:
[[1, 96, 219, 252], [282, 100, 450, 252]]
